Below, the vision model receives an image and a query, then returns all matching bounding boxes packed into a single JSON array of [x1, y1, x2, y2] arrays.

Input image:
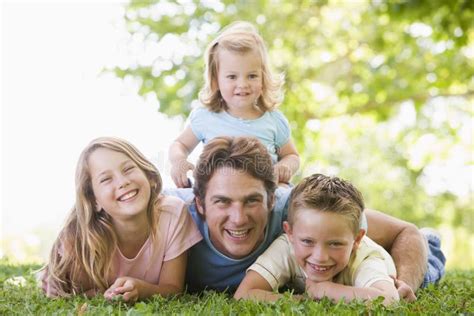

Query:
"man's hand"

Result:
[[104, 277, 144, 303], [391, 276, 417, 302]]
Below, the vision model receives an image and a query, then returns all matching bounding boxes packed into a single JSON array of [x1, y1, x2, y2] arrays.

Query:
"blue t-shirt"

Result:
[[163, 187, 367, 293], [189, 107, 291, 163]]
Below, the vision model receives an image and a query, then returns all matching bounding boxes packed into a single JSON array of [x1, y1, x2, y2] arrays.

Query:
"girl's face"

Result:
[[217, 49, 263, 116], [284, 209, 363, 283], [89, 148, 151, 222]]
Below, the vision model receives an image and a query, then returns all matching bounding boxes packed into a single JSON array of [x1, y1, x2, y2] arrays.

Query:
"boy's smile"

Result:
[[284, 209, 363, 283]]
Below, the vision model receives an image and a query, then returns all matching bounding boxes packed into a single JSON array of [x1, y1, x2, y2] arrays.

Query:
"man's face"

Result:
[[196, 166, 273, 259]]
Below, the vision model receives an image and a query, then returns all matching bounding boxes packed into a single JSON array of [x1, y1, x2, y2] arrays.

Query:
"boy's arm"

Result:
[[275, 140, 300, 183], [365, 209, 427, 292], [169, 126, 200, 188], [234, 271, 288, 302], [306, 279, 399, 306]]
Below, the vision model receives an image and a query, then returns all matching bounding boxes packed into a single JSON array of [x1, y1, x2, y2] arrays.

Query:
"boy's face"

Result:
[[284, 208, 364, 283]]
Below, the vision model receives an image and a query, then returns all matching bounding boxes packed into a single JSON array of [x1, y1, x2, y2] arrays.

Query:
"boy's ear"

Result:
[[195, 197, 205, 217], [283, 221, 293, 240], [353, 229, 365, 250]]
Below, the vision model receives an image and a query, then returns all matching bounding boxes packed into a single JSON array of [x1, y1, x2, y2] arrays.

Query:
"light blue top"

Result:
[[163, 187, 369, 293], [189, 106, 291, 163]]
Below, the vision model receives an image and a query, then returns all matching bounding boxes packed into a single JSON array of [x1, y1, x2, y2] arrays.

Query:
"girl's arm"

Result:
[[104, 252, 187, 302], [306, 279, 399, 306], [275, 140, 300, 183], [169, 127, 200, 188], [234, 270, 301, 302]]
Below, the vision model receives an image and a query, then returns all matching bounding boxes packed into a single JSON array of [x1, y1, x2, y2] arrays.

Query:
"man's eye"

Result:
[[329, 242, 343, 247], [246, 199, 260, 205], [215, 199, 229, 205]]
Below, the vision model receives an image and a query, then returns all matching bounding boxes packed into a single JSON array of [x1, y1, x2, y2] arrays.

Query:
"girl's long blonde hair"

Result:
[[199, 21, 284, 112], [43, 137, 162, 296]]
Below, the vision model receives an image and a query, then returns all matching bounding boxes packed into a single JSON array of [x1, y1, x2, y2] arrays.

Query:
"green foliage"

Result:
[[110, 0, 473, 261], [1, 260, 473, 315]]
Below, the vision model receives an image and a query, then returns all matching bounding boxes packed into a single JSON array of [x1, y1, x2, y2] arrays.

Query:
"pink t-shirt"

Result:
[[108, 195, 202, 285], [41, 195, 202, 295]]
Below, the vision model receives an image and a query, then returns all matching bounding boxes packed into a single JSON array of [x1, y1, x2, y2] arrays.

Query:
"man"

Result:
[[167, 136, 445, 299]]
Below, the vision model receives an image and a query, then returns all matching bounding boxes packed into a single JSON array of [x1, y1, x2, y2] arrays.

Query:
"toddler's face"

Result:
[[216, 49, 263, 116], [285, 209, 362, 283]]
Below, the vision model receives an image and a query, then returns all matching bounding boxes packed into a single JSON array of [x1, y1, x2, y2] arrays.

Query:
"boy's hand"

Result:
[[391, 276, 416, 301], [171, 160, 194, 188], [305, 279, 330, 300], [273, 163, 292, 184], [104, 277, 144, 303]]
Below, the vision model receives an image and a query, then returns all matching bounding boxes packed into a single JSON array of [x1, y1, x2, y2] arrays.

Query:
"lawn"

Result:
[[1, 259, 472, 315]]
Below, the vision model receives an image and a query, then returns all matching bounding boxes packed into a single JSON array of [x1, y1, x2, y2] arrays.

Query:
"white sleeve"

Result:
[[247, 235, 295, 291], [353, 257, 395, 288]]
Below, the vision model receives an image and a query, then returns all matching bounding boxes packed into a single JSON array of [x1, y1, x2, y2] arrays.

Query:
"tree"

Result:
[[112, 0, 473, 246]]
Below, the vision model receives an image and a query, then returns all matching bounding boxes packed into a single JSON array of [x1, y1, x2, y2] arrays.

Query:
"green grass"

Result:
[[1, 259, 472, 315]]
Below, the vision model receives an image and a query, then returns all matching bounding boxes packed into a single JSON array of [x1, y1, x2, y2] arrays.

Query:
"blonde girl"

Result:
[[169, 21, 300, 188], [40, 137, 202, 302]]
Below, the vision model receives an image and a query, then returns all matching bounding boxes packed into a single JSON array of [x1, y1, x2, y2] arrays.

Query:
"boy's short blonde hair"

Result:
[[288, 174, 365, 235], [199, 21, 284, 113]]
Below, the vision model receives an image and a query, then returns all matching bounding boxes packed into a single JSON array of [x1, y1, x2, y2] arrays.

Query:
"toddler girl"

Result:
[[39, 137, 202, 302], [169, 21, 299, 187]]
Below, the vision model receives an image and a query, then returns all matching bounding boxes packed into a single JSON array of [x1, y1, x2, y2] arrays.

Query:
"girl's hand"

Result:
[[170, 160, 195, 188], [273, 163, 292, 184], [104, 277, 144, 303]]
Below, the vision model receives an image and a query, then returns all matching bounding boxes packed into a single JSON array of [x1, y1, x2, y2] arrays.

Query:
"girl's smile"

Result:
[[89, 148, 151, 222]]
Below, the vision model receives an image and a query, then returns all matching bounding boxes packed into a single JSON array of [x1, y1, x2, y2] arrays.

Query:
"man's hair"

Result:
[[288, 174, 365, 235], [193, 136, 276, 209]]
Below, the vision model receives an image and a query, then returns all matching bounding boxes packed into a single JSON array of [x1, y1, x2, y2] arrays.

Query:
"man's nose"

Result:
[[229, 202, 248, 225]]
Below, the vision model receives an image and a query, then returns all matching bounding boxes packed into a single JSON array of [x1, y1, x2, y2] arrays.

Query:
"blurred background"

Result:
[[2, 0, 472, 270]]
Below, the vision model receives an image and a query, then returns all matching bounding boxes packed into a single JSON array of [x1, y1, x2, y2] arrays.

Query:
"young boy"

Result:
[[234, 174, 399, 305]]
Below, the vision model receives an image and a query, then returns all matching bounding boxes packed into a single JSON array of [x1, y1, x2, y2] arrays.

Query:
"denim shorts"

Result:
[[421, 231, 446, 288]]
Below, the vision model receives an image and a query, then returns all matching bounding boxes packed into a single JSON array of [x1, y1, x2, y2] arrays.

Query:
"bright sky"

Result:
[[1, 1, 186, 260]]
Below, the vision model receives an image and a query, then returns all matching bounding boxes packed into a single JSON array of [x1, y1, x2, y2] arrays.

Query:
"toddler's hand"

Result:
[[273, 163, 292, 184], [171, 160, 195, 188], [104, 277, 143, 303]]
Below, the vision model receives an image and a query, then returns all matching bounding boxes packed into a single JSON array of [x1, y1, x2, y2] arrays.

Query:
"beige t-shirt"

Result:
[[41, 195, 202, 296], [248, 234, 396, 293]]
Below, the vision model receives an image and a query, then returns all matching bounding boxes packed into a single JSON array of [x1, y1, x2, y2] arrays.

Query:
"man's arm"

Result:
[[365, 209, 427, 291]]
